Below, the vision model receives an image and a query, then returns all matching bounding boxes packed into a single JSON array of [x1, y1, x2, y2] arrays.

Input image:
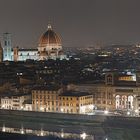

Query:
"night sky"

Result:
[[0, 0, 140, 48]]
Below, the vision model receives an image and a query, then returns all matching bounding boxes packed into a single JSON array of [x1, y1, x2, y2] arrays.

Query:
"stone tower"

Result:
[[3, 33, 12, 61]]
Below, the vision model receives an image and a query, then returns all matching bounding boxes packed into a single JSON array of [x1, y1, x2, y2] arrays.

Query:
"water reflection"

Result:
[[0, 120, 140, 140], [0, 123, 95, 140]]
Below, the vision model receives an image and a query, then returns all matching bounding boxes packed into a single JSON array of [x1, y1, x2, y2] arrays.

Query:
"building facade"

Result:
[[32, 86, 63, 112], [72, 83, 140, 115], [59, 91, 93, 114], [1, 94, 31, 110], [32, 86, 94, 114], [1, 24, 66, 61]]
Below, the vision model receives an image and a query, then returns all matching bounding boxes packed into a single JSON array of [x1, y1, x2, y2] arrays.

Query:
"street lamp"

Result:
[[20, 106, 24, 110], [127, 111, 130, 116], [2, 125, 5, 132], [40, 129, 44, 136], [80, 132, 87, 140], [104, 110, 109, 115], [135, 109, 138, 113], [61, 108, 64, 112]]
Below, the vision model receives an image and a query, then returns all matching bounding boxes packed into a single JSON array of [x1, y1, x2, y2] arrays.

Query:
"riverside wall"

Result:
[[0, 109, 106, 122], [0, 109, 140, 127]]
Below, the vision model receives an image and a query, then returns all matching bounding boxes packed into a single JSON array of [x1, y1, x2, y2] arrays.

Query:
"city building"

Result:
[[72, 82, 140, 115], [1, 24, 66, 61], [59, 91, 93, 114], [32, 85, 94, 114], [1, 96, 12, 109], [3, 33, 12, 61], [22, 99, 32, 111], [32, 85, 63, 112], [38, 24, 64, 60], [105, 71, 137, 86], [1, 94, 31, 110]]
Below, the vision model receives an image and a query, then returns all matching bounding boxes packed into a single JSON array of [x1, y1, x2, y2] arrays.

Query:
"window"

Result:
[[103, 101, 106, 104], [8, 41, 10, 45], [5, 41, 7, 46]]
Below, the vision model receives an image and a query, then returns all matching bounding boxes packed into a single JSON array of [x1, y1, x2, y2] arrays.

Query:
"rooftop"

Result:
[[32, 85, 61, 91], [0, 93, 31, 98], [60, 91, 92, 97]]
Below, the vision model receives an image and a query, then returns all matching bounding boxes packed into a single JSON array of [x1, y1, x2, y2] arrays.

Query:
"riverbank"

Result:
[[0, 109, 140, 129], [0, 109, 140, 140]]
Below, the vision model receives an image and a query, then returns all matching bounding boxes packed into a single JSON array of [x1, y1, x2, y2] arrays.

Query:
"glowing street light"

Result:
[[21, 128, 24, 134], [135, 109, 138, 113], [20, 106, 24, 110], [40, 129, 44, 136], [61, 108, 64, 112], [104, 110, 109, 115], [2, 125, 5, 132], [127, 111, 130, 116], [80, 132, 87, 140], [2, 105, 5, 109], [61, 132, 64, 138]]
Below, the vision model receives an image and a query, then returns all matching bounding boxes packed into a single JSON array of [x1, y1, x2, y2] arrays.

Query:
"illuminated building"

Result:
[[13, 48, 38, 61], [38, 24, 65, 60], [32, 86, 93, 114], [73, 81, 140, 115], [70, 72, 140, 112], [22, 100, 32, 111], [1, 94, 31, 110], [105, 72, 137, 86], [2, 24, 66, 61], [32, 86, 63, 112], [59, 91, 93, 114], [3, 33, 12, 61]]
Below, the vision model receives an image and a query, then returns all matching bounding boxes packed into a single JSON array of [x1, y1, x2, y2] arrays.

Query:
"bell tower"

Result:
[[3, 33, 12, 61]]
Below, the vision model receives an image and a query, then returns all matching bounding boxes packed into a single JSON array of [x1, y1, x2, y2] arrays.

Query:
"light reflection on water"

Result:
[[0, 121, 140, 140], [0, 123, 97, 140]]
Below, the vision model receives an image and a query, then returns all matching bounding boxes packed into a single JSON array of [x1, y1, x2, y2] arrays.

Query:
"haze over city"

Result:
[[0, 0, 140, 48], [1, 1, 140, 140]]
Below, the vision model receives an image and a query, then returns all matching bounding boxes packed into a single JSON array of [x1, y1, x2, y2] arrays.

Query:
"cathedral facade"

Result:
[[0, 24, 66, 62]]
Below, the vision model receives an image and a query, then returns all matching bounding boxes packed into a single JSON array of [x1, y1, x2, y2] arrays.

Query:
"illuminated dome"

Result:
[[39, 24, 62, 48], [38, 24, 63, 60]]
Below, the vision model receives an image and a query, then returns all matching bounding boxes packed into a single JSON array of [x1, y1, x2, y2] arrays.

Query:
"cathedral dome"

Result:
[[39, 24, 62, 47], [38, 24, 63, 60]]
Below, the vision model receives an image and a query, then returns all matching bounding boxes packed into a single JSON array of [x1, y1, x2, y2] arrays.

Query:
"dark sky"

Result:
[[0, 0, 140, 48]]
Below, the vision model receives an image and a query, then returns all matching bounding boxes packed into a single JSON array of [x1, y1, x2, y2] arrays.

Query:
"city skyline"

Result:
[[0, 0, 140, 48]]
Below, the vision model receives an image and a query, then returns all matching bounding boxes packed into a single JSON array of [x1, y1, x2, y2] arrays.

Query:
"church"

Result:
[[0, 24, 66, 61]]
